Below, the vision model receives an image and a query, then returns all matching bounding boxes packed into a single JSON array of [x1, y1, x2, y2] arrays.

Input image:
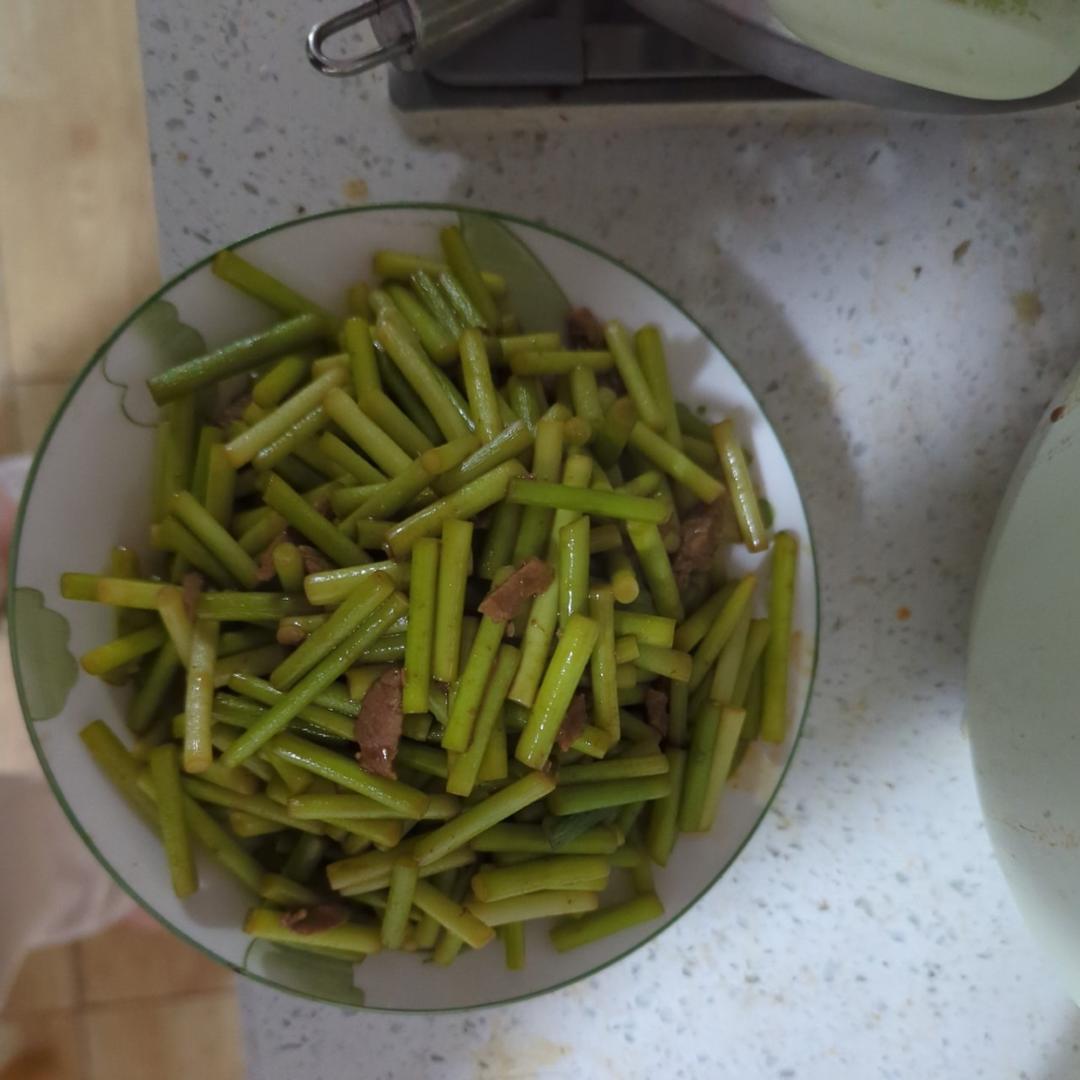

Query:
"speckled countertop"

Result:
[[138, 4, 1080, 1077]]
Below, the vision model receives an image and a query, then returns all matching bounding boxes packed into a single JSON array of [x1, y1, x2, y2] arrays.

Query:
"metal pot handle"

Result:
[[306, 0, 413, 78], [307, 0, 536, 77]]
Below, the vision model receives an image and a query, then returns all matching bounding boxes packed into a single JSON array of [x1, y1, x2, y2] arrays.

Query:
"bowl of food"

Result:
[[7, 204, 817, 1009], [967, 369, 1080, 1005]]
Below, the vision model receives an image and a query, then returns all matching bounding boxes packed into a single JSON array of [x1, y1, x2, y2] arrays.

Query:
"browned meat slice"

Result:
[[567, 307, 605, 350], [478, 558, 555, 624], [355, 667, 404, 779], [216, 393, 251, 426], [297, 544, 331, 575], [673, 500, 726, 591], [280, 904, 348, 935], [644, 686, 669, 739], [556, 693, 589, 752], [254, 532, 288, 584], [180, 571, 205, 621]]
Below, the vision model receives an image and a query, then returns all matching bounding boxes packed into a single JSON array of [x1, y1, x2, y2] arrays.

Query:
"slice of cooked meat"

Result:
[[673, 500, 726, 591], [180, 571, 205, 621], [556, 693, 589, 752], [216, 392, 252, 426], [280, 904, 348, 935], [355, 667, 404, 779], [254, 532, 289, 584], [567, 307, 605, 350], [645, 686, 669, 739], [478, 558, 555, 624], [297, 544, 331, 575]]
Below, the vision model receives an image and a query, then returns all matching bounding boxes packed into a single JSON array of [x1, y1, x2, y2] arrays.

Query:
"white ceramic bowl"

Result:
[[968, 365, 1080, 1004], [7, 205, 818, 1010]]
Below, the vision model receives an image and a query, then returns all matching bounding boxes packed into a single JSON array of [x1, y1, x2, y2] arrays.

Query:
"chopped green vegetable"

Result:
[[65, 231, 800, 976]]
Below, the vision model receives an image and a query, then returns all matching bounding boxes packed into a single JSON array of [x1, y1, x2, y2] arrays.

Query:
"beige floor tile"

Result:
[[81, 990, 245, 1080], [0, 378, 16, 458], [1, 947, 79, 1017], [12, 382, 70, 454], [76, 923, 233, 1006], [0, 1011, 82, 1080], [0, 299, 15, 458], [0, 0, 159, 385]]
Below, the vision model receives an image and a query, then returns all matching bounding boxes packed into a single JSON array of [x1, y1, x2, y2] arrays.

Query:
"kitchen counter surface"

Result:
[[138, 4, 1080, 1077]]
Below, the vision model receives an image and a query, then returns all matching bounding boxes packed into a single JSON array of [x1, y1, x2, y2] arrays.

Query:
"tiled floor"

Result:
[[1, 2, 247, 1078], [0, 0, 160, 452], [1, 932, 245, 1080]]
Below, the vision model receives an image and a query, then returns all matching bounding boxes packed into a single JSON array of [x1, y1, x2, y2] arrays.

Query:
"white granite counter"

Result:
[[138, 4, 1080, 1077]]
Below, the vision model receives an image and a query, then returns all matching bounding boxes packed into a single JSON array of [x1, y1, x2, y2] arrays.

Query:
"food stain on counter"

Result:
[[1012, 289, 1044, 326], [473, 1021, 573, 1079], [342, 177, 369, 202]]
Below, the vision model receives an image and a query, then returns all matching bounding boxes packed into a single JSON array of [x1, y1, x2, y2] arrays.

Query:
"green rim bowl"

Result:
[[7, 204, 819, 1010]]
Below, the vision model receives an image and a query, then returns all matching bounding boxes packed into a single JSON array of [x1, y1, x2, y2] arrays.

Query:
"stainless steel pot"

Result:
[[306, 0, 1080, 112]]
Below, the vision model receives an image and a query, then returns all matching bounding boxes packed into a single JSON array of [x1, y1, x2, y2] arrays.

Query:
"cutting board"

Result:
[[768, 0, 1080, 101]]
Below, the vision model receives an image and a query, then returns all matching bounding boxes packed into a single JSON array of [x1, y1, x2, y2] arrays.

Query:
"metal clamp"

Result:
[[306, 0, 414, 78]]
